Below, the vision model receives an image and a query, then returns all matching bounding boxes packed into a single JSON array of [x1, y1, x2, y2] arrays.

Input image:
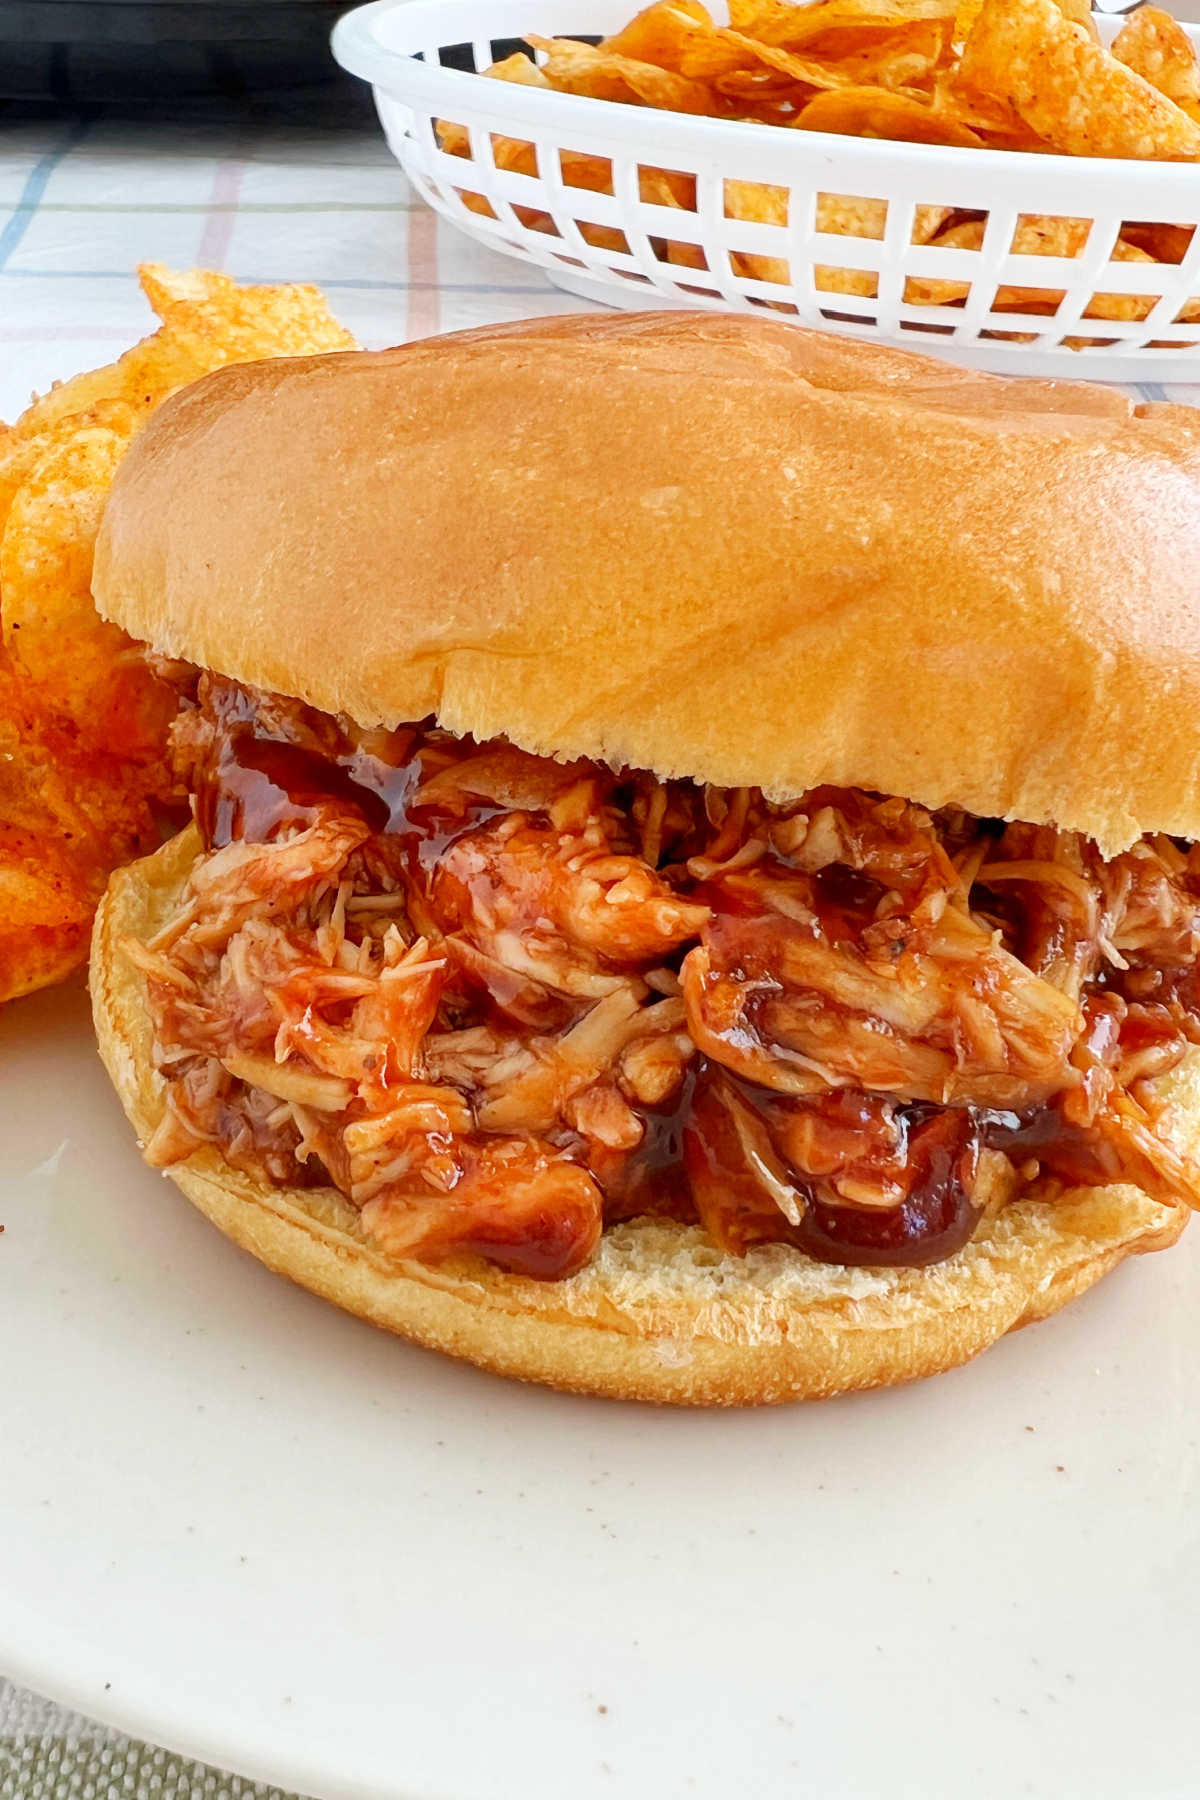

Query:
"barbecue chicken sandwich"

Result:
[[88, 313, 1200, 1403]]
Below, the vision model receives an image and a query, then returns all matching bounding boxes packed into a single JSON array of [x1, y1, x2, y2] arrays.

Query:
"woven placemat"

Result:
[[0, 1682, 309, 1800]]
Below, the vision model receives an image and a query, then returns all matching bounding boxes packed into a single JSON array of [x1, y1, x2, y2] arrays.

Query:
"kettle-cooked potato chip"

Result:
[[796, 83, 982, 142], [1, 424, 178, 766], [603, 0, 717, 69], [958, 0, 1200, 158], [526, 35, 717, 111], [1113, 5, 1200, 123], [0, 265, 355, 1007], [12, 266, 354, 448], [1120, 220, 1196, 265], [730, 0, 954, 53]]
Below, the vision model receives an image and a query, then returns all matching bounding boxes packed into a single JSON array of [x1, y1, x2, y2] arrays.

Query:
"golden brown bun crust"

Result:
[[90, 827, 1190, 1406], [93, 311, 1200, 856]]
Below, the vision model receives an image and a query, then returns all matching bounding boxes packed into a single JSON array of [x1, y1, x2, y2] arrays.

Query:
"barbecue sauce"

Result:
[[191, 687, 507, 889], [177, 679, 1200, 1276], [684, 1072, 983, 1268]]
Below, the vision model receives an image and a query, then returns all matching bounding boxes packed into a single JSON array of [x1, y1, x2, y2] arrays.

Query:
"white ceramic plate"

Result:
[[2, 978, 1199, 1800]]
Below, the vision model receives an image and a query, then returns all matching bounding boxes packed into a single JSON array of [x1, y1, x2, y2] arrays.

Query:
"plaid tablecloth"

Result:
[[0, 115, 587, 422], [3, 109, 1200, 1800]]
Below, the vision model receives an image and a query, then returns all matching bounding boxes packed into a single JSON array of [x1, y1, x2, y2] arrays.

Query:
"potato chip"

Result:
[[1054, 0, 1099, 40], [958, 0, 1200, 159], [674, 25, 851, 84], [730, 0, 954, 53], [580, 162, 698, 253], [1121, 220, 1196, 265], [485, 0, 1200, 174], [953, 0, 982, 40], [710, 71, 815, 124], [0, 266, 355, 1006], [6, 363, 140, 446], [3, 266, 354, 559], [1009, 213, 1092, 257], [796, 84, 983, 143], [1056, 238, 1197, 323], [934, 74, 1052, 148], [0, 397, 149, 548], [0, 650, 156, 1005], [0, 827, 94, 1004], [1, 425, 180, 768], [1113, 6, 1200, 124], [136, 264, 356, 366], [603, 1, 716, 69], [487, 47, 560, 87], [817, 192, 887, 238], [826, 18, 956, 89], [453, 0, 1200, 332], [958, 0, 1093, 52], [815, 267, 880, 299], [526, 36, 716, 112], [13, 267, 354, 450], [500, 0, 1200, 172]]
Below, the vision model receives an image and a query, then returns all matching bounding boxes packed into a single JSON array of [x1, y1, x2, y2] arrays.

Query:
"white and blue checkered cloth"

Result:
[[0, 117, 590, 420]]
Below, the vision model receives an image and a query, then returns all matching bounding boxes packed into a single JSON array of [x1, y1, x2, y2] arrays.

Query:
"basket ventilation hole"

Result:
[[1009, 213, 1091, 257], [451, 187, 498, 222], [728, 249, 790, 287], [912, 203, 950, 246], [991, 283, 1064, 318], [821, 266, 881, 303], [560, 149, 613, 193], [813, 191, 888, 240], [723, 178, 787, 229], [1120, 220, 1194, 264], [819, 307, 879, 327], [490, 134, 538, 180], [638, 164, 697, 213], [650, 236, 707, 271]]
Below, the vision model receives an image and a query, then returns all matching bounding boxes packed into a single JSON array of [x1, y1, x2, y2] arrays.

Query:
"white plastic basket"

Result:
[[333, 0, 1200, 379]]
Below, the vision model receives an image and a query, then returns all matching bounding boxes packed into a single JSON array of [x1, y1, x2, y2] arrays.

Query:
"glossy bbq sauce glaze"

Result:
[[170, 678, 1200, 1278]]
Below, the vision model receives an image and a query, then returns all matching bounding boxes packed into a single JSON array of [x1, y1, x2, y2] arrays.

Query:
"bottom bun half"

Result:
[[91, 830, 1193, 1406]]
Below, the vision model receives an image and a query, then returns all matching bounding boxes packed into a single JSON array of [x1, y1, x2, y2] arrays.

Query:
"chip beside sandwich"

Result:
[[89, 312, 1200, 1404], [0, 264, 355, 1005]]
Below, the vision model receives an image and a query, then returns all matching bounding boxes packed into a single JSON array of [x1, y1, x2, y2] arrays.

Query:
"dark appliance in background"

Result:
[[1, 0, 372, 116]]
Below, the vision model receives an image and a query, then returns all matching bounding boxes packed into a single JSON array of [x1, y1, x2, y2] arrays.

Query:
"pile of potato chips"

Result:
[[439, 0, 1200, 320], [0, 266, 355, 1006]]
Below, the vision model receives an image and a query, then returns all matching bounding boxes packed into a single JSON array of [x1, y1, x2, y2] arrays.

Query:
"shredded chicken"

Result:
[[433, 812, 708, 1002], [128, 679, 1200, 1279], [683, 881, 1083, 1110]]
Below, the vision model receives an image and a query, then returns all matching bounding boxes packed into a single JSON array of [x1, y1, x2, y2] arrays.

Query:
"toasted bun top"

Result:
[[93, 311, 1200, 855]]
